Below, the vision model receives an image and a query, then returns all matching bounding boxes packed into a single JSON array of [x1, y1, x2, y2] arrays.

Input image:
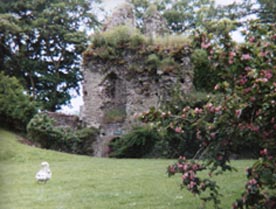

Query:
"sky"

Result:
[[60, 0, 244, 114]]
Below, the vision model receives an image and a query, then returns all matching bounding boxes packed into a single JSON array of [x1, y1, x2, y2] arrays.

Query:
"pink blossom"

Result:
[[256, 78, 268, 83], [260, 149, 267, 156], [205, 103, 213, 110], [161, 112, 167, 118], [210, 132, 216, 139], [217, 155, 223, 161], [188, 181, 197, 189], [183, 106, 191, 112], [229, 51, 236, 57], [263, 42, 270, 47], [201, 42, 211, 49], [249, 37, 255, 43], [194, 107, 203, 114], [259, 51, 267, 57], [215, 105, 222, 113], [177, 163, 183, 169], [256, 109, 262, 116], [241, 54, 251, 60], [238, 76, 248, 85], [245, 66, 251, 71], [228, 51, 236, 64], [168, 165, 176, 174], [235, 109, 242, 118], [192, 164, 200, 170], [179, 156, 186, 160], [175, 127, 184, 133], [262, 70, 273, 79], [182, 172, 189, 180], [214, 84, 220, 90], [248, 178, 257, 185], [183, 164, 188, 171], [250, 97, 256, 102], [188, 171, 195, 179], [248, 123, 259, 132]]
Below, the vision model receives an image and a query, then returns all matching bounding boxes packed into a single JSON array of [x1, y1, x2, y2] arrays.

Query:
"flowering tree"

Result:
[[139, 21, 276, 208]]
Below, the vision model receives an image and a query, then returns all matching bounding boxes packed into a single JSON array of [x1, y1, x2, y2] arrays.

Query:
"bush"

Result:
[[139, 21, 276, 208], [146, 53, 161, 71], [92, 25, 146, 49], [192, 48, 218, 91], [109, 126, 160, 158], [0, 72, 38, 131], [27, 113, 98, 155], [108, 123, 200, 159]]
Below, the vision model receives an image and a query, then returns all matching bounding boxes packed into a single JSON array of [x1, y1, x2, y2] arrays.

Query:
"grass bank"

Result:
[[0, 129, 252, 209]]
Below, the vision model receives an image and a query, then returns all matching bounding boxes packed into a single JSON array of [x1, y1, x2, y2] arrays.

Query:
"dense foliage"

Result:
[[129, 0, 275, 35], [139, 21, 276, 208], [0, 72, 37, 131], [27, 113, 98, 155], [109, 126, 159, 158], [0, 0, 99, 111]]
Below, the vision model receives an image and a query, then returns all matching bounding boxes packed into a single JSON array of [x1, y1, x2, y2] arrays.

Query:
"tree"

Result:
[[139, 21, 276, 208], [0, 72, 37, 131], [257, 0, 276, 23], [0, 0, 100, 111], [130, 0, 253, 35]]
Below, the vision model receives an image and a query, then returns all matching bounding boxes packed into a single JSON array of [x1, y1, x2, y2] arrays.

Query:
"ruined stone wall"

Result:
[[80, 3, 194, 156], [46, 112, 82, 129], [81, 46, 193, 138]]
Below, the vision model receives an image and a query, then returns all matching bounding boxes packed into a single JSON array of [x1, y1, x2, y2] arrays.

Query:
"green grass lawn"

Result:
[[0, 129, 252, 209]]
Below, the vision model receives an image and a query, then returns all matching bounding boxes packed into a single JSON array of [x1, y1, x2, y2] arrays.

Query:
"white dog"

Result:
[[35, 161, 52, 183]]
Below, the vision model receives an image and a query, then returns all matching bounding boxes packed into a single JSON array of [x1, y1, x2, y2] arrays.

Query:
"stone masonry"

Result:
[[80, 3, 193, 157]]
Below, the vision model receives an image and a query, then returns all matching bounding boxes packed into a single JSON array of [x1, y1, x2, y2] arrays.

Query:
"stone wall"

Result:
[[46, 112, 82, 129], [81, 46, 193, 136], [80, 4, 193, 156]]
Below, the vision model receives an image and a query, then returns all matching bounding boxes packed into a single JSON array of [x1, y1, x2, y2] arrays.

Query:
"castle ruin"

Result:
[[80, 4, 193, 156]]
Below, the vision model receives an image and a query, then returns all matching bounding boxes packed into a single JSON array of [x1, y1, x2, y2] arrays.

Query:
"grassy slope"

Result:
[[0, 129, 251, 209]]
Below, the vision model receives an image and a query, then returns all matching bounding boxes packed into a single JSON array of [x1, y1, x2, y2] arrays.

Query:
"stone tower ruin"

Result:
[[80, 4, 193, 156]]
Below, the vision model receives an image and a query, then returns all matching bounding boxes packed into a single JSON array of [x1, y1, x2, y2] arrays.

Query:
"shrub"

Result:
[[139, 21, 276, 208], [0, 72, 38, 131], [160, 57, 179, 74], [192, 48, 218, 91], [146, 53, 161, 71], [92, 25, 146, 49], [27, 113, 98, 154], [109, 126, 160, 158]]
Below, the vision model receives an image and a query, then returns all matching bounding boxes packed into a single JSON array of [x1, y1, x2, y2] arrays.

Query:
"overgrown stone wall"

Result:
[[46, 112, 82, 129], [81, 38, 193, 136], [80, 4, 194, 156]]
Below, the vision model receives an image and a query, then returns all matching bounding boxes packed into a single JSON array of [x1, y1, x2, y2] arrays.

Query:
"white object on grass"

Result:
[[35, 161, 52, 183]]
